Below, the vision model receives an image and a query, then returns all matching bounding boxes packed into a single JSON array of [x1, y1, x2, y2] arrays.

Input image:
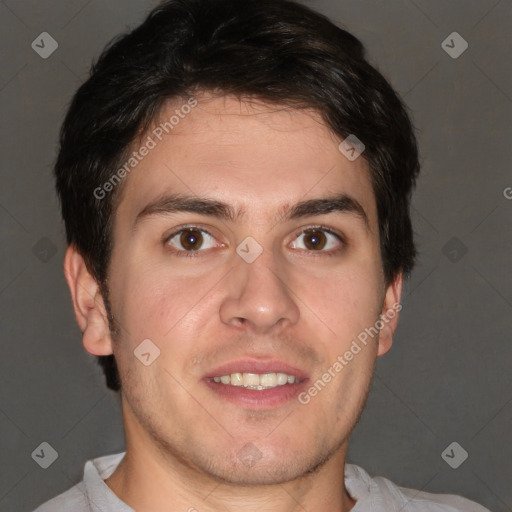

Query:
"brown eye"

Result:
[[166, 228, 218, 253], [179, 229, 203, 250], [303, 229, 327, 250], [290, 227, 343, 253]]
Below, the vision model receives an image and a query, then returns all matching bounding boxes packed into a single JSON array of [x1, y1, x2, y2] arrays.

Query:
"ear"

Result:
[[377, 272, 403, 357], [63, 245, 114, 356]]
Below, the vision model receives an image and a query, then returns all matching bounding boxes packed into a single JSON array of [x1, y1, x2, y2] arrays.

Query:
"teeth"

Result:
[[243, 373, 260, 387], [212, 372, 298, 389], [230, 372, 244, 386], [276, 372, 288, 385], [260, 373, 277, 387]]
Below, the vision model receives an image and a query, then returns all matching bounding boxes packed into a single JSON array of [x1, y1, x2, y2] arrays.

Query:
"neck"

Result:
[[106, 446, 356, 512], [105, 399, 356, 512]]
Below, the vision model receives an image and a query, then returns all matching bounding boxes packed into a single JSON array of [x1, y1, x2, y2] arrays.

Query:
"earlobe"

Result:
[[63, 246, 114, 356], [377, 272, 403, 357]]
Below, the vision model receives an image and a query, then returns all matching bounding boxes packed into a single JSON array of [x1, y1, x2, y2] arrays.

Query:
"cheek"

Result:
[[300, 265, 383, 342], [110, 271, 198, 403], [115, 263, 218, 345]]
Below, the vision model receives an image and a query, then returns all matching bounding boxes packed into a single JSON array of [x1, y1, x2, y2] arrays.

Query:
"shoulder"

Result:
[[387, 481, 491, 512], [31, 482, 89, 512], [32, 452, 128, 512], [346, 464, 491, 512]]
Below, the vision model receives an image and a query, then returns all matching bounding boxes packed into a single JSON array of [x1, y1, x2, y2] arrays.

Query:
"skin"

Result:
[[64, 94, 402, 512]]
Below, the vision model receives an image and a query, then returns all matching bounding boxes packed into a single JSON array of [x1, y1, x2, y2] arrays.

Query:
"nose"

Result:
[[219, 248, 300, 334]]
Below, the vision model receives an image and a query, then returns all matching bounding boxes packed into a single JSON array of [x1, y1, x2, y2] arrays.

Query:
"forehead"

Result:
[[114, 94, 377, 230]]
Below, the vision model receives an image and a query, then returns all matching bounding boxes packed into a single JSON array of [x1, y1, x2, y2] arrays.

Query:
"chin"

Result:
[[198, 438, 338, 486]]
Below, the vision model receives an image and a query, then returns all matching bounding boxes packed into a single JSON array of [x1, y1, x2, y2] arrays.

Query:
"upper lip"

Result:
[[205, 359, 309, 380]]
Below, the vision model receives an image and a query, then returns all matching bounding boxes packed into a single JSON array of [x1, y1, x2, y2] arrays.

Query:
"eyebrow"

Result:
[[133, 192, 369, 231]]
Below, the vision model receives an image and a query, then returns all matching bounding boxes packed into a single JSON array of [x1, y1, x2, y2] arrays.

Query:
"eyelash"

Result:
[[163, 224, 345, 258]]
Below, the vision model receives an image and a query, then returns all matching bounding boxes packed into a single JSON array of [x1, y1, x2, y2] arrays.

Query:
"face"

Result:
[[69, 94, 401, 485]]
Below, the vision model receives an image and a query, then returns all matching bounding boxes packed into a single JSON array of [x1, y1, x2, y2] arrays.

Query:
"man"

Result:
[[34, 0, 490, 510]]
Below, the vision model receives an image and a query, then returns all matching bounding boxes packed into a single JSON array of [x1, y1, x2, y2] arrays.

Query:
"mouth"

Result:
[[203, 360, 309, 409], [209, 371, 300, 390]]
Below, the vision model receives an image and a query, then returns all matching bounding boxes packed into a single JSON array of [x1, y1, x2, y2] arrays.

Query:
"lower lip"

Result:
[[204, 379, 308, 409]]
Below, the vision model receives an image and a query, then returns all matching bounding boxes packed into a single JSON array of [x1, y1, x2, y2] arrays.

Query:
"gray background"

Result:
[[0, 1, 510, 511]]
